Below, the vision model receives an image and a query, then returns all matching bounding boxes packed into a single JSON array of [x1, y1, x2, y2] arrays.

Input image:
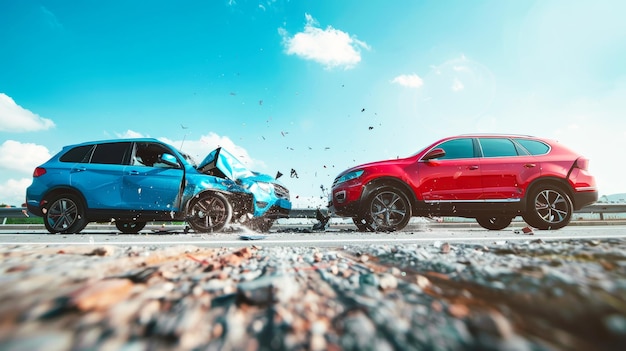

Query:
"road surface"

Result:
[[2, 222, 626, 247]]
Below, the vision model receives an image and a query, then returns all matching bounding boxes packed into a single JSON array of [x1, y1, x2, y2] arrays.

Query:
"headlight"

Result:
[[335, 170, 364, 185], [256, 182, 273, 194]]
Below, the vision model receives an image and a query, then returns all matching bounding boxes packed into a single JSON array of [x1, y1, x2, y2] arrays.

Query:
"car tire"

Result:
[[352, 217, 370, 232], [186, 192, 232, 233], [44, 194, 88, 234], [476, 216, 513, 230], [245, 217, 275, 232], [364, 186, 412, 232], [523, 184, 573, 230], [115, 221, 147, 234]]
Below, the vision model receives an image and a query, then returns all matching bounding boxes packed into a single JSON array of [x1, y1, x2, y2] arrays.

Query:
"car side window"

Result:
[[59, 145, 94, 163], [479, 138, 519, 157], [435, 138, 475, 159], [90, 142, 132, 165], [133, 142, 176, 168], [515, 139, 550, 155]]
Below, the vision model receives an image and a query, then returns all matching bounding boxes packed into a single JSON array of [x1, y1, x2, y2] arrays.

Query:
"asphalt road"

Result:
[[2, 222, 626, 247]]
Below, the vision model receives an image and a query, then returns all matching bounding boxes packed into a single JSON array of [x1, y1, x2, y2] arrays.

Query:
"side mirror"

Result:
[[422, 148, 446, 161], [160, 153, 180, 168]]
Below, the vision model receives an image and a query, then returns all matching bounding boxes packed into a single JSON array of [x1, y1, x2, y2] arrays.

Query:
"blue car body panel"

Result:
[[26, 138, 291, 222]]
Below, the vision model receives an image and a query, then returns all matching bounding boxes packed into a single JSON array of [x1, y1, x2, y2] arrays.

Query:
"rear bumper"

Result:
[[572, 189, 599, 210]]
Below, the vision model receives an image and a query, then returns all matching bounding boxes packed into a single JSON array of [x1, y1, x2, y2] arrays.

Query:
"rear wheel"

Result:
[[187, 192, 232, 233], [523, 185, 573, 230], [115, 221, 146, 234], [44, 194, 87, 234], [364, 186, 412, 232], [476, 216, 513, 230]]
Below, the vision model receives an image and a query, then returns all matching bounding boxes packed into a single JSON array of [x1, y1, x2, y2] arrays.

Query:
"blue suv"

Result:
[[26, 138, 291, 234]]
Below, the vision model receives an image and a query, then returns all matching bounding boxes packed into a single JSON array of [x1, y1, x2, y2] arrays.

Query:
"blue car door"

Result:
[[69, 142, 131, 209], [121, 142, 184, 211]]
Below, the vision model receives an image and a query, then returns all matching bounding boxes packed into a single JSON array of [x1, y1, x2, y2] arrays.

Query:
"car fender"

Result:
[[360, 176, 417, 211]]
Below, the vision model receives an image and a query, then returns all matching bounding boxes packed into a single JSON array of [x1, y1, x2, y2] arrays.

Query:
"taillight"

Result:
[[33, 167, 47, 177], [575, 158, 589, 170]]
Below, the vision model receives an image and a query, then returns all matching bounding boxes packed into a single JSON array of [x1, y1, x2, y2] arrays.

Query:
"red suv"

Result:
[[329, 134, 598, 231]]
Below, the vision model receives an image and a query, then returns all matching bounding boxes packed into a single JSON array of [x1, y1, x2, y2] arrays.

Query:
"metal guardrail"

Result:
[[2, 203, 626, 223]]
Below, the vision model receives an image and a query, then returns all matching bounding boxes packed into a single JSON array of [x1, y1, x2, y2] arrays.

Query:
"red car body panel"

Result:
[[330, 134, 598, 230]]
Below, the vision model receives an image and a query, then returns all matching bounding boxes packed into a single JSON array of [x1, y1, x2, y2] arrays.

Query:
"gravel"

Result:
[[1, 237, 625, 350]]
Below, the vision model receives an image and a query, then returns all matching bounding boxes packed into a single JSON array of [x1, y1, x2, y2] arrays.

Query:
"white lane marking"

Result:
[[2, 232, 625, 246]]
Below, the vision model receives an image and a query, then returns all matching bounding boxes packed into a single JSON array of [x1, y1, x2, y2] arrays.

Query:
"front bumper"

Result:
[[329, 183, 365, 218]]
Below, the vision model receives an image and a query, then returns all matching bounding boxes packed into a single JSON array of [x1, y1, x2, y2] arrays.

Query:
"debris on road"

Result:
[[1, 239, 625, 350]]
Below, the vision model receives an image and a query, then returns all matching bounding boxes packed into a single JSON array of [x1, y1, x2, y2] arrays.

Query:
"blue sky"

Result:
[[1, 0, 625, 207]]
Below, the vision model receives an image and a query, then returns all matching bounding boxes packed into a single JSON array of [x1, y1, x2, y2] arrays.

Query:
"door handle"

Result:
[[128, 170, 140, 175], [524, 163, 536, 168], [71, 167, 87, 172], [468, 165, 479, 170]]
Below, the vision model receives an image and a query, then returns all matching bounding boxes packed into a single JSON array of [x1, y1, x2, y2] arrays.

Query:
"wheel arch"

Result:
[[184, 189, 241, 214], [525, 177, 575, 208], [360, 177, 417, 212], [42, 187, 88, 211]]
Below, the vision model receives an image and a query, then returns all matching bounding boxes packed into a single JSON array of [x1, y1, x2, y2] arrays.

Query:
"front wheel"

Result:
[[186, 192, 232, 233], [115, 221, 146, 234], [364, 186, 412, 232], [44, 194, 87, 234], [476, 216, 513, 230], [523, 185, 573, 230]]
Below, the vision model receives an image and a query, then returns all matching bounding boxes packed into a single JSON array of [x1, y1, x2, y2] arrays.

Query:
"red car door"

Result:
[[477, 138, 541, 200], [417, 138, 483, 202]]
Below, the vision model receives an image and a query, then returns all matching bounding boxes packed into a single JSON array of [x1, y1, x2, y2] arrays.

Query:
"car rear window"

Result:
[[59, 145, 93, 163], [90, 142, 132, 165], [479, 138, 519, 157], [515, 139, 550, 155]]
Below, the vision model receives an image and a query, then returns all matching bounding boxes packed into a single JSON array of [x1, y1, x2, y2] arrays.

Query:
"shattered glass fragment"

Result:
[[276, 171, 283, 179], [290, 169, 299, 178]]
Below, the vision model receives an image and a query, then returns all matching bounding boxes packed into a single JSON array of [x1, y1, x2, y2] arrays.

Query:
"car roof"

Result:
[[455, 133, 537, 138], [65, 138, 164, 148]]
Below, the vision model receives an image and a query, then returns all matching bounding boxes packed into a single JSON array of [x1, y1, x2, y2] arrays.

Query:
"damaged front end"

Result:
[[197, 147, 291, 222]]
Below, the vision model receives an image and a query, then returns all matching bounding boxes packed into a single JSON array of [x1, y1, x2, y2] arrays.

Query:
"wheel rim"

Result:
[[189, 196, 228, 232], [47, 198, 78, 231], [534, 189, 569, 224], [369, 191, 409, 229]]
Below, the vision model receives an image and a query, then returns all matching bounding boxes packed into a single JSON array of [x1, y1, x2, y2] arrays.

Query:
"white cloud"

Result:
[[116, 129, 146, 138], [391, 74, 424, 88], [280, 13, 370, 70], [108, 130, 263, 168], [0, 178, 32, 206], [160, 132, 264, 169], [0, 93, 55, 132], [0, 140, 51, 174]]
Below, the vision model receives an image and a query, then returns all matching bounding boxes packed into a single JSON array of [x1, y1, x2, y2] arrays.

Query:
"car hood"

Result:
[[339, 157, 412, 177], [197, 147, 273, 182]]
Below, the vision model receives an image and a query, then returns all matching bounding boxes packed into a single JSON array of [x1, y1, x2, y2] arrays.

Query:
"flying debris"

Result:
[[290, 169, 299, 178], [275, 171, 283, 180], [281, 131, 289, 137], [361, 108, 365, 112], [259, 100, 263, 106], [312, 208, 330, 231], [230, 92, 237, 96], [369, 126, 374, 130], [181, 124, 188, 129]]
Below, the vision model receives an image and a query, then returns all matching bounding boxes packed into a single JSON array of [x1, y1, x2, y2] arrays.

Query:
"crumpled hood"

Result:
[[197, 147, 255, 181]]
